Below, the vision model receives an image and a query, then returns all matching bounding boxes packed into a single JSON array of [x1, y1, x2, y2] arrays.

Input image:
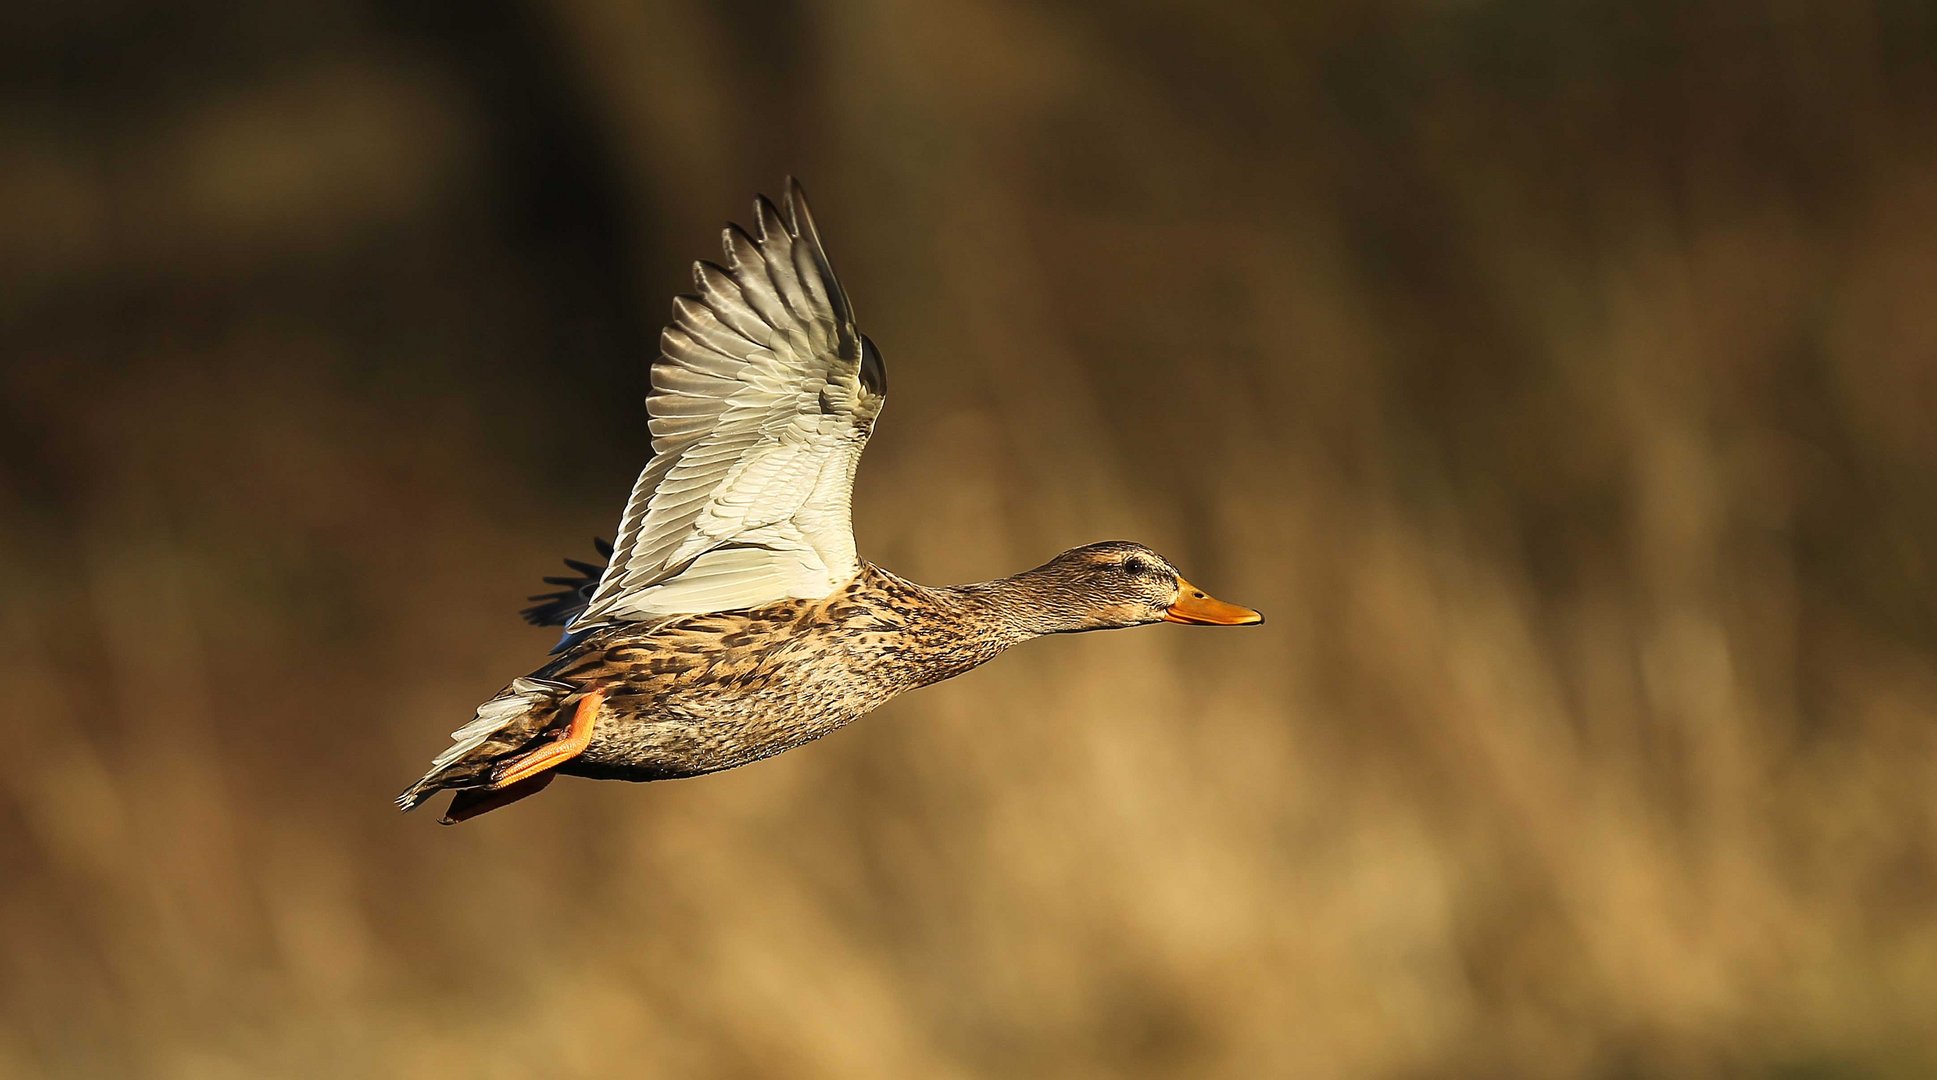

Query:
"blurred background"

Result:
[[4, 1, 1937, 1076]]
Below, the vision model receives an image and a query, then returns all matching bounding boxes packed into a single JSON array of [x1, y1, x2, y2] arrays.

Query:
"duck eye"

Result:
[[1121, 556, 1149, 576]]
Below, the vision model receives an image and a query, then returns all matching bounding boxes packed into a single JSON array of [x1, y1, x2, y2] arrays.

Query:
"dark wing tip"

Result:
[[784, 177, 816, 240], [722, 221, 760, 251], [753, 194, 787, 242], [775, 177, 854, 329], [519, 539, 611, 627]]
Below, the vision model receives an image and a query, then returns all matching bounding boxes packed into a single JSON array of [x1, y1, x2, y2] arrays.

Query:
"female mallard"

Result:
[[399, 181, 1260, 824]]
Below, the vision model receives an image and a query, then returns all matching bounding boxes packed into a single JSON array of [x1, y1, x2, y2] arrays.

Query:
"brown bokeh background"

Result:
[[6, 2, 1937, 1076]]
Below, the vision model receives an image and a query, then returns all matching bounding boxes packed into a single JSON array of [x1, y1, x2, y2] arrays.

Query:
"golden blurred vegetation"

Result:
[[5, 1, 1937, 1076]]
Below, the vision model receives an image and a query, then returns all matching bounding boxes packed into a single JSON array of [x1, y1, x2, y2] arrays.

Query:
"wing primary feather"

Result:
[[753, 196, 816, 326], [783, 179, 853, 328], [693, 261, 772, 344], [722, 224, 792, 328]]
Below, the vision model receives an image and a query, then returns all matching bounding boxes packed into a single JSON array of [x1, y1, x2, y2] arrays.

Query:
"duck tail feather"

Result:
[[396, 677, 571, 813]]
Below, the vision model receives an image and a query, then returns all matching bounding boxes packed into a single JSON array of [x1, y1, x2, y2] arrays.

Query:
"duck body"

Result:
[[398, 182, 1259, 823], [551, 564, 1023, 783]]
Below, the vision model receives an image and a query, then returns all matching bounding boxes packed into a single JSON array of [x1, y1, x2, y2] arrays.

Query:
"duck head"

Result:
[[1006, 541, 1263, 633]]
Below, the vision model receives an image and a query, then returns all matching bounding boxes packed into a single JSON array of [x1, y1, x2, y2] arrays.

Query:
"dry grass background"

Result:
[[5, 1, 1937, 1076]]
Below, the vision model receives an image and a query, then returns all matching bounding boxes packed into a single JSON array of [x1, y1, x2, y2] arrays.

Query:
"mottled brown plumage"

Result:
[[399, 547, 1260, 820], [397, 183, 1260, 823]]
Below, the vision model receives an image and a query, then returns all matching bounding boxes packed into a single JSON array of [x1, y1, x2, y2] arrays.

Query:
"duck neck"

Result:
[[850, 564, 1083, 692], [947, 566, 1089, 641]]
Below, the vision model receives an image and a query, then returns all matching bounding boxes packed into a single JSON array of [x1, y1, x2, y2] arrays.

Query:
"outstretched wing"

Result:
[[574, 180, 888, 627]]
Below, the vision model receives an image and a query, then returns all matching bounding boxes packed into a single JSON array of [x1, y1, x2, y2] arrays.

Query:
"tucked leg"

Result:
[[490, 688, 604, 789]]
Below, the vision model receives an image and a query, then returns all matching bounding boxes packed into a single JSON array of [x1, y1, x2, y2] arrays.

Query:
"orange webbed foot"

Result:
[[440, 688, 604, 824], [489, 687, 603, 788]]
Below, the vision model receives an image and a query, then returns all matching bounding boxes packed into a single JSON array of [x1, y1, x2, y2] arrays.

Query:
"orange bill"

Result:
[[1163, 577, 1263, 625]]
